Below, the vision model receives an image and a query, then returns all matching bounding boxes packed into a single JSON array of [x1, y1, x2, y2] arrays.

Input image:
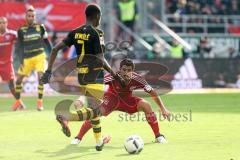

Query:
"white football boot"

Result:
[[71, 137, 81, 145], [156, 135, 167, 143]]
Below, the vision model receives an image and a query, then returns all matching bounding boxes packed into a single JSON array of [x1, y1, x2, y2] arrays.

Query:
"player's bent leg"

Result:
[[54, 98, 105, 145], [91, 116, 104, 151], [137, 99, 153, 114], [98, 91, 119, 117], [137, 100, 167, 143], [12, 75, 26, 111], [55, 99, 100, 122], [37, 72, 44, 111], [71, 120, 92, 145], [73, 96, 86, 110], [72, 120, 111, 145], [87, 96, 104, 151], [72, 93, 114, 145]]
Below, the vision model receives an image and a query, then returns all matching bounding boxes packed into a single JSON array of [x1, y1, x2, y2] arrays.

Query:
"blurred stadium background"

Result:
[[0, 1, 240, 160], [0, 0, 240, 94]]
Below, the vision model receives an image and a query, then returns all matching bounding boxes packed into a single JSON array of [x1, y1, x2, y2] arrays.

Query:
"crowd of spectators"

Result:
[[166, 0, 240, 15], [165, 0, 240, 33]]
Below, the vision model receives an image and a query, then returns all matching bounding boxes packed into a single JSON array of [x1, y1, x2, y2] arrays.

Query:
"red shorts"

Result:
[[100, 91, 143, 116], [0, 62, 15, 81]]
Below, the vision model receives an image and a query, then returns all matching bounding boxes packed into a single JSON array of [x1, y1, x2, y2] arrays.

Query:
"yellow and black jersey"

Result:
[[63, 25, 105, 85], [63, 24, 105, 61], [18, 23, 48, 59]]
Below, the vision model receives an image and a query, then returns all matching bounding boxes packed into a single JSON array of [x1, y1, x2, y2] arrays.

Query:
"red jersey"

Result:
[[0, 29, 17, 64], [104, 72, 153, 98]]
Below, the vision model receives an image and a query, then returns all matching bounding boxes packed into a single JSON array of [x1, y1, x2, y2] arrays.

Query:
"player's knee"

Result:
[[74, 100, 84, 110], [38, 73, 44, 84], [16, 78, 22, 85], [38, 80, 43, 85], [139, 101, 153, 113]]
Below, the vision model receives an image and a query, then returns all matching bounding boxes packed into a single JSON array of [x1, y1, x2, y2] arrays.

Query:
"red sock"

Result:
[[146, 112, 160, 138], [76, 120, 92, 140]]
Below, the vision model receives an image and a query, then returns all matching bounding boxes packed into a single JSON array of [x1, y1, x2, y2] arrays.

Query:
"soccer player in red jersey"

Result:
[[71, 58, 171, 144], [0, 17, 22, 109]]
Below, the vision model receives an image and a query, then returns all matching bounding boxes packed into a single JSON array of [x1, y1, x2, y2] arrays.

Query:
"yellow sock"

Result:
[[91, 116, 102, 145]]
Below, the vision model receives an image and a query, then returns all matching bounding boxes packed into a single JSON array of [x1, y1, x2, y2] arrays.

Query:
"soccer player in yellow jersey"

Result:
[[12, 6, 52, 111], [41, 4, 124, 151]]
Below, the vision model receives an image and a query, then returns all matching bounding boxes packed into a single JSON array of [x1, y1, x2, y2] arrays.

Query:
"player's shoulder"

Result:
[[33, 23, 45, 29], [65, 26, 81, 37], [18, 24, 28, 31], [86, 25, 103, 36], [132, 72, 147, 83], [96, 28, 104, 36], [6, 29, 17, 36], [72, 25, 92, 34], [132, 72, 142, 78]]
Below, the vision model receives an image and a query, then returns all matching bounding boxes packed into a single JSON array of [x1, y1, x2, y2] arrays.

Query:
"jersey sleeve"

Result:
[[63, 31, 74, 47], [92, 30, 103, 55], [143, 83, 153, 93], [104, 74, 114, 84], [9, 30, 17, 40], [133, 74, 153, 93], [40, 24, 48, 39]]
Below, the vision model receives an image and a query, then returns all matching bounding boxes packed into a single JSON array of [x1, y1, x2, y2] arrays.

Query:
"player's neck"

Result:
[[27, 22, 35, 27], [86, 21, 96, 28]]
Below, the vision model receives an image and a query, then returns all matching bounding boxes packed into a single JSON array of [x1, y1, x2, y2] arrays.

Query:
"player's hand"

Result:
[[114, 72, 126, 88], [40, 70, 52, 84], [161, 108, 171, 121]]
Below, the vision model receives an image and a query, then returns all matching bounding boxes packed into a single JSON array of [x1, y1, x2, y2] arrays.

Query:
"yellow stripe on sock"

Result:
[[38, 91, 43, 94]]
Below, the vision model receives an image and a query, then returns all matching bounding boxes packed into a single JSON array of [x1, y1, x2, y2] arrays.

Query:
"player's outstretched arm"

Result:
[[40, 42, 66, 84], [41, 24, 52, 54], [46, 42, 66, 71], [149, 89, 170, 120], [43, 38, 52, 54], [97, 54, 126, 87]]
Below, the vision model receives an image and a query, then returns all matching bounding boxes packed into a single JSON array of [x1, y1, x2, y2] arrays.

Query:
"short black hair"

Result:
[[85, 4, 101, 19], [120, 58, 135, 70]]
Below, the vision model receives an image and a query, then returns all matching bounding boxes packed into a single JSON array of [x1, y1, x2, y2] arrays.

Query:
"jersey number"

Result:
[[77, 40, 85, 63]]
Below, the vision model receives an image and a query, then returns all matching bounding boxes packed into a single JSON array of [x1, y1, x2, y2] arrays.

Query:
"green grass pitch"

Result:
[[0, 93, 239, 160]]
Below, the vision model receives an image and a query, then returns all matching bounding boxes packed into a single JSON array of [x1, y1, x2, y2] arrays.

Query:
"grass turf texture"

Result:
[[0, 93, 239, 160]]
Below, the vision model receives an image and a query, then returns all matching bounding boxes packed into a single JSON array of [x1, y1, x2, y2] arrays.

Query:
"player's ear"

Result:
[[97, 14, 101, 20]]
